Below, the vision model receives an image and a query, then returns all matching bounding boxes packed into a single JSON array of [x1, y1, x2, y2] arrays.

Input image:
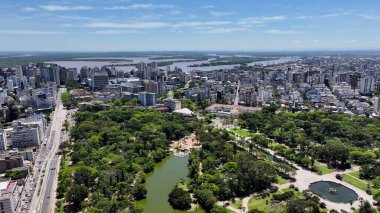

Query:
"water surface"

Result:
[[309, 181, 358, 203], [137, 156, 205, 213]]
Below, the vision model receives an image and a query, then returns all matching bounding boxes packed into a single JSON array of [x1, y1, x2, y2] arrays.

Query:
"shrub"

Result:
[[270, 185, 279, 193], [272, 191, 294, 201], [336, 174, 343, 180], [365, 188, 372, 195], [320, 202, 327, 209]]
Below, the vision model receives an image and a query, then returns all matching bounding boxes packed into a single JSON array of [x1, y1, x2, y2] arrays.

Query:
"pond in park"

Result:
[[309, 181, 359, 203], [137, 156, 205, 213]]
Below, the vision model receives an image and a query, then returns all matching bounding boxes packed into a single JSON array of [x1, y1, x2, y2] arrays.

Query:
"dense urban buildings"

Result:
[[0, 53, 380, 213]]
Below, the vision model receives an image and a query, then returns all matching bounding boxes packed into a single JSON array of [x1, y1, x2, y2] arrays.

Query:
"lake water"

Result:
[[309, 181, 358, 203], [137, 156, 205, 213], [47, 56, 298, 73]]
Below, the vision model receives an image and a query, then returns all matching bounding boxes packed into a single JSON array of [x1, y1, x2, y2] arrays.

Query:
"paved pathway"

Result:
[[216, 201, 241, 213], [214, 126, 376, 212]]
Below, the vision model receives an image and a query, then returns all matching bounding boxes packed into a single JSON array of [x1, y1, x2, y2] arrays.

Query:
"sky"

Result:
[[0, 0, 380, 51]]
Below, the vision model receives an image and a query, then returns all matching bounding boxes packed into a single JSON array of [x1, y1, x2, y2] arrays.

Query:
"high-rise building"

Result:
[[0, 131, 7, 150], [138, 92, 157, 106], [10, 126, 40, 148], [373, 97, 380, 114], [0, 154, 23, 173], [360, 76, 375, 95], [80, 66, 90, 83], [91, 72, 109, 91], [14, 66, 23, 78], [49, 66, 61, 85]]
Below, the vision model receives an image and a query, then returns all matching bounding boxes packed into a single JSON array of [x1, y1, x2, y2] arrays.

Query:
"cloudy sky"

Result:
[[0, 0, 379, 51]]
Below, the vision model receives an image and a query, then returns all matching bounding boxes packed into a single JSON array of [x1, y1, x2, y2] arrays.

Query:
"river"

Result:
[[137, 156, 205, 213], [46, 56, 298, 73]]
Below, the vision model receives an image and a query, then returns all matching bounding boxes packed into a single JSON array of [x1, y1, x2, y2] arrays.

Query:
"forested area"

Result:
[[238, 108, 380, 170], [57, 107, 200, 212], [187, 127, 279, 211]]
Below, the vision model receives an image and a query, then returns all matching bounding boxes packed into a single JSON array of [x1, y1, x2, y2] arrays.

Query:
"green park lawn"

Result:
[[248, 196, 271, 212], [314, 161, 335, 175], [231, 128, 251, 138], [342, 173, 368, 190], [248, 188, 300, 212], [275, 176, 289, 185], [343, 172, 380, 195], [231, 198, 242, 209]]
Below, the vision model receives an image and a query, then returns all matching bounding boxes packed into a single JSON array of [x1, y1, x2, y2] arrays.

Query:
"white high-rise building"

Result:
[[7, 79, 13, 91], [15, 65, 23, 78], [373, 97, 380, 114], [0, 130, 7, 150], [360, 76, 375, 95]]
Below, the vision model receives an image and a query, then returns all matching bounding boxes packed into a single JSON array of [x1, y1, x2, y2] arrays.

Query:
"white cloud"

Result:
[[40, 5, 94, 11], [238, 16, 286, 25], [345, 40, 356, 43], [23, 7, 37, 12], [0, 30, 67, 35], [200, 5, 215, 9], [61, 24, 74, 27], [264, 29, 302, 34], [58, 15, 107, 21], [92, 30, 144, 35], [322, 12, 351, 18], [358, 15, 380, 20], [203, 27, 248, 34], [86, 22, 168, 29], [210, 11, 235, 17], [170, 10, 181, 15], [295, 16, 314, 20], [173, 21, 231, 28], [105, 4, 176, 10]]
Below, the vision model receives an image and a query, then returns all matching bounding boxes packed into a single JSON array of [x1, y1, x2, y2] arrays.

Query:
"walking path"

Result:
[[215, 126, 375, 212]]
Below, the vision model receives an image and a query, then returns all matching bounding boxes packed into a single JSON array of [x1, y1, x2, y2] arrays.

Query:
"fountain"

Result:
[[309, 181, 358, 203], [328, 188, 337, 195]]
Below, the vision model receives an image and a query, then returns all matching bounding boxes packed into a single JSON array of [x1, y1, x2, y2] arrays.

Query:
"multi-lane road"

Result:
[[27, 88, 68, 213]]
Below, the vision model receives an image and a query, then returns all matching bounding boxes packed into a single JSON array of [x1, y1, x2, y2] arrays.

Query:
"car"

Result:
[[47, 196, 50, 198]]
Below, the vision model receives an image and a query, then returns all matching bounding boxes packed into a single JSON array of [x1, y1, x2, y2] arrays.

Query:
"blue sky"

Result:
[[0, 0, 379, 51]]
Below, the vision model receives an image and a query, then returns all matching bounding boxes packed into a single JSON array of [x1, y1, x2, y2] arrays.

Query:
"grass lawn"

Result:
[[343, 173, 368, 191], [343, 172, 380, 195], [275, 176, 289, 185], [248, 188, 301, 212], [248, 196, 270, 212], [231, 128, 251, 138], [231, 198, 242, 209], [348, 171, 360, 179], [314, 161, 335, 175]]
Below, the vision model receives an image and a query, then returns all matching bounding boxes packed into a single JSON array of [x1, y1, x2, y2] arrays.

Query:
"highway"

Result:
[[28, 88, 68, 213], [234, 80, 240, 105]]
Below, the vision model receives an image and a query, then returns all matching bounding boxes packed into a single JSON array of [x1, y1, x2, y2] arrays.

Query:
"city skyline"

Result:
[[1, 0, 380, 51]]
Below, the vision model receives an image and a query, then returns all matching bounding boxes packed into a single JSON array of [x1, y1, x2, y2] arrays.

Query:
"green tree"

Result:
[[61, 92, 72, 108], [359, 200, 376, 213], [66, 185, 89, 209], [286, 198, 313, 213], [195, 189, 216, 211], [132, 184, 147, 200], [373, 192, 380, 204], [211, 206, 229, 213], [168, 186, 192, 210], [63, 119, 70, 131], [4, 170, 24, 180]]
